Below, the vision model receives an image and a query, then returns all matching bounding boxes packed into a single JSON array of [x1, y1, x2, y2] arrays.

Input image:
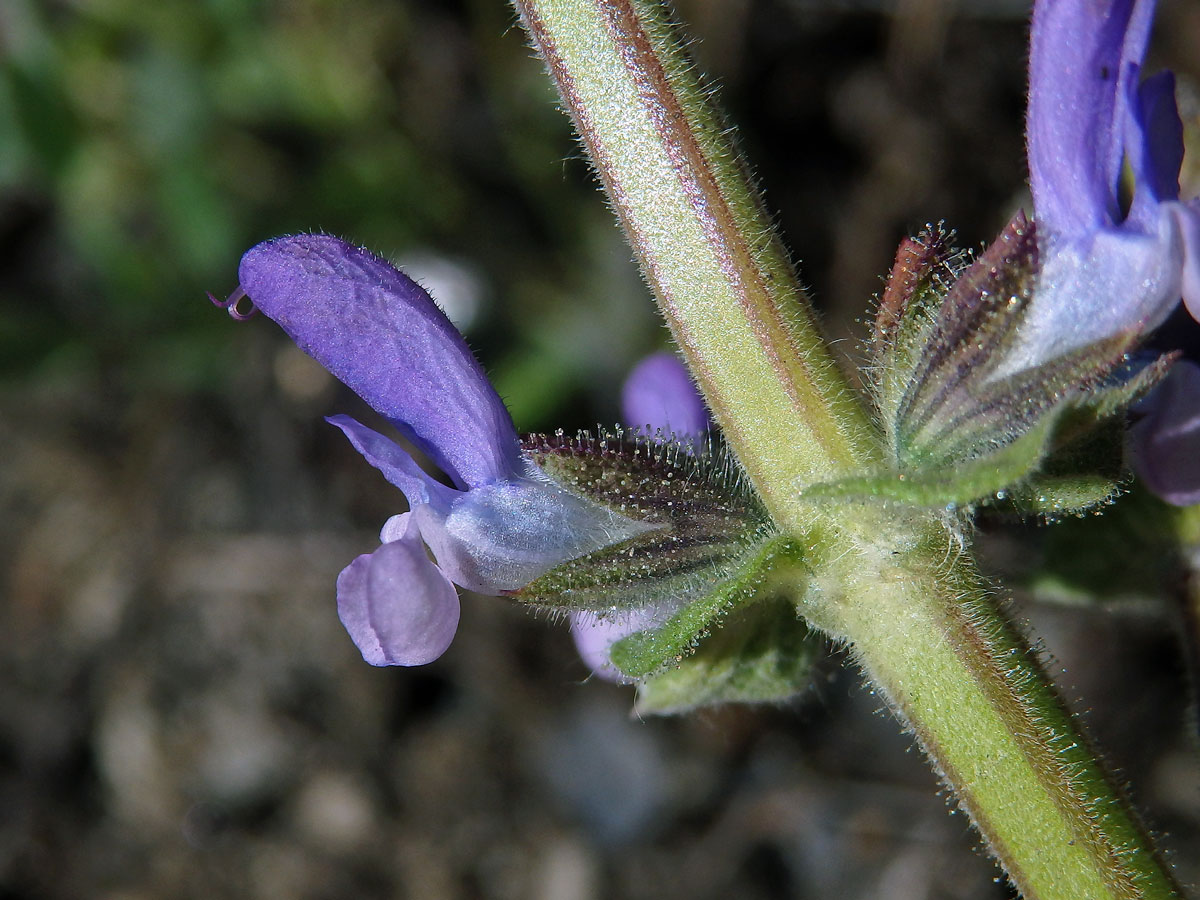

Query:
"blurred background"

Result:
[[2, 0, 1199, 897]]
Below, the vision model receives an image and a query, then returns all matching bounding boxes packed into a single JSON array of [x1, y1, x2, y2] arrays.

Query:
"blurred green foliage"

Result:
[[0, 0, 659, 426]]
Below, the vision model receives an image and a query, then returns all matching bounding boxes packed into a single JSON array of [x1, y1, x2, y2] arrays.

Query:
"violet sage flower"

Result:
[[233, 235, 654, 666], [1131, 359, 1200, 505], [620, 352, 711, 449], [1002, 0, 1200, 379]]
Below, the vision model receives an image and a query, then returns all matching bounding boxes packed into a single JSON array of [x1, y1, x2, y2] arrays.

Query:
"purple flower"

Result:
[[570, 351, 708, 681], [621, 352, 710, 446], [1130, 360, 1200, 506], [237, 234, 654, 666], [1000, 0, 1200, 378]]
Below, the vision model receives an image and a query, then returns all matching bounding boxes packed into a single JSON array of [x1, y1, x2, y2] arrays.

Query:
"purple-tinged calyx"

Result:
[[854, 211, 1169, 516], [871, 214, 1133, 467], [557, 354, 813, 701], [569, 352, 715, 682], [1002, 0, 1200, 378], [236, 234, 655, 666], [851, 0, 1197, 510], [522, 428, 771, 614], [530, 423, 815, 708]]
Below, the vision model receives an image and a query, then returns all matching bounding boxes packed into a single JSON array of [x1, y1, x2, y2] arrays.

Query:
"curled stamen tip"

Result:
[[208, 286, 257, 321]]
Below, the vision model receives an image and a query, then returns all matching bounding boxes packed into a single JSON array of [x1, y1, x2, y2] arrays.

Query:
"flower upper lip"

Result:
[[1026, 0, 1159, 237], [238, 233, 524, 492], [996, 0, 1200, 379]]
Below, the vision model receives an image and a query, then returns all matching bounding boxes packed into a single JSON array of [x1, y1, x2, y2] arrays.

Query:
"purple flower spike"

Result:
[[572, 351, 711, 681], [621, 351, 710, 445], [1003, 0, 1200, 377], [239, 234, 653, 666]]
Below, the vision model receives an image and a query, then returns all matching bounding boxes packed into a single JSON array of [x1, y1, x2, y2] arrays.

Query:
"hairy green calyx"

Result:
[[517, 429, 772, 612], [513, 430, 820, 712], [804, 213, 1174, 516]]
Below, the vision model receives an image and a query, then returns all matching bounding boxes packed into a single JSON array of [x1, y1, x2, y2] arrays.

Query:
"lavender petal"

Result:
[[621, 352, 709, 444], [239, 234, 521, 490], [1027, 0, 1152, 235], [336, 536, 461, 667], [1125, 71, 1185, 225], [1172, 201, 1200, 319], [327, 414, 455, 510], [416, 470, 659, 595], [991, 222, 1182, 379], [1132, 360, 1200, 506]]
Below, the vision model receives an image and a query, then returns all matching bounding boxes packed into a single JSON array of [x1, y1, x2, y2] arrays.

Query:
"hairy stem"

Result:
[[513, 0, 876, 516], [513, 0, 1182, 896], [800, 518, 1182, 900]]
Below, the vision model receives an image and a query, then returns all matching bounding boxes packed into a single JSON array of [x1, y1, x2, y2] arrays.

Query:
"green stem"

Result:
[[801, 518, 1182, 900], [513, 0, 876, 515], [513, 0, 1184, 896]]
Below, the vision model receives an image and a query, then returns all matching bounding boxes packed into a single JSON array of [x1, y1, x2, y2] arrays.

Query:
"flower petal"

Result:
[[1172, 200, 1200, 320], [336, 554, 386, 665], [621, 352, 709, 443], [336, 535, 461, 666], [1027, 0, 1153, 235], [239, 234, 521, 489], [1131, 360, 1200, 506], [992, 218, 1183, 379], [326, 414, 456, 510], [1125, 70, 1184, 227], [380, 512, 410, 543]]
